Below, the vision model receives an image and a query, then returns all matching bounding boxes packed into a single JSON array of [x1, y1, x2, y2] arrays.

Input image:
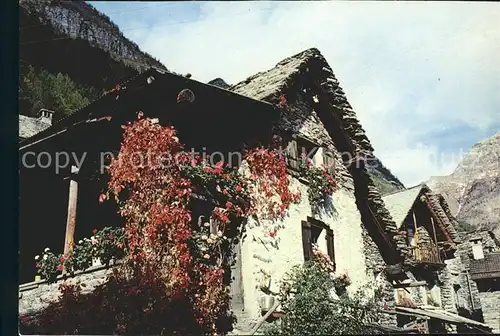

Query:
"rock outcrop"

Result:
[[428, 132, 500, 237]]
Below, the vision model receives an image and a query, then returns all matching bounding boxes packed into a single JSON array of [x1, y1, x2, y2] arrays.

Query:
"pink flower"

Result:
[[98, 193, 107, 203]]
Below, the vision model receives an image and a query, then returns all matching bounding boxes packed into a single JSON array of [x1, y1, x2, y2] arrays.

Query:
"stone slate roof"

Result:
[[230, 48, 408, 261], [230, 50, 310, 102], [382, 185, 423, 229], [470, 252, 500, 280], [19, 115, 52, 140]]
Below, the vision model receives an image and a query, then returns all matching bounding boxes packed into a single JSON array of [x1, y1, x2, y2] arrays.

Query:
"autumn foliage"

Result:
[[20, 116, 302, 335]]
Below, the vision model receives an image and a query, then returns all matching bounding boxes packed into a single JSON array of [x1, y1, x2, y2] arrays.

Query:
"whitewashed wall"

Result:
[[240, 177, 370, 318]]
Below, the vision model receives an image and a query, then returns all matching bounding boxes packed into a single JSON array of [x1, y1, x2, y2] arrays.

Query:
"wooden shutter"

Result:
[[322, 149, 335, 175], [286, 139, 299, 171], [325, 229, 335, 271], [302, 221, 313, 261]]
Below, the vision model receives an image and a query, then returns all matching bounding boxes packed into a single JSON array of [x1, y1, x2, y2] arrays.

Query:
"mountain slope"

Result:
[[19, 0, 167, 91], [428, 131, 500, 236]]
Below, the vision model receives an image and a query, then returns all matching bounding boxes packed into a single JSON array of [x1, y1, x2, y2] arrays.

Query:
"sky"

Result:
[[89, 1, 500, 187]]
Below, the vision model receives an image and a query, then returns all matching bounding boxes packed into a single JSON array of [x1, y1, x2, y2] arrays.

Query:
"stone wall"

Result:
[[478, 291, 500, 333], [362, 226, 397, 326], [240, 180, 369, 319], [19, 265, 113, 316]]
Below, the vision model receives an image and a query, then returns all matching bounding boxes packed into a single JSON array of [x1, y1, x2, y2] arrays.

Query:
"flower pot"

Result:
[[259, 294, 275, 312], [34, 275, 41, 282]]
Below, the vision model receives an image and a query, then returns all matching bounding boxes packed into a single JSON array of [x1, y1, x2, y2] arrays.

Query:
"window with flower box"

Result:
[[301, 217, 335, 267]]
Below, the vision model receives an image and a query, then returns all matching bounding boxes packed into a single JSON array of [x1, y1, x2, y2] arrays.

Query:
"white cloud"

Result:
[[104, 1, 500, 186]]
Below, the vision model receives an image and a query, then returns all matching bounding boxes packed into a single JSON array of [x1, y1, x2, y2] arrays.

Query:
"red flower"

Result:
[[99, 193, 107, 203], [225, 201, 233, 209], [57, 264, 63, 272], [108, 234, 115, 239], [278, 94, 287, 108], [236, 185, 243, 192]]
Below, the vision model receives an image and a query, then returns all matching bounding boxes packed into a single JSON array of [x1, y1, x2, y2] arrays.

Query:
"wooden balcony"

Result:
[[409, 242, 442, 265]]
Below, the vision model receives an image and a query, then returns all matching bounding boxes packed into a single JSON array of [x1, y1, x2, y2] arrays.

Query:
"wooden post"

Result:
[[63, 166, 79, 257], [431, 217, 440, 262], [413, 211, 420, 260]]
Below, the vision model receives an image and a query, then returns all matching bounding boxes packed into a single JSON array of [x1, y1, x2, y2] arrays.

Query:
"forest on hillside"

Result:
[[19, 61, 100, 121]]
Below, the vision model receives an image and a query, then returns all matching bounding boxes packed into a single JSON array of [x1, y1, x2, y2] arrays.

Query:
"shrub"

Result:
[[263, 262, 382, 336]]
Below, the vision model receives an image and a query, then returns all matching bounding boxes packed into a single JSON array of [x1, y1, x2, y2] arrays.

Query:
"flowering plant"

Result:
[[32, 227, 126, 282], [59, 253, 74, 275], [312, 244, 335, 274], [91, 227, 126, 265], [299, 154, 337, 207], [180, 157, 251, 222], [397, 297, 418, 308], [35, 248, 60, 282], [245, 146, 301, 221], [333, 273, 351, 294]]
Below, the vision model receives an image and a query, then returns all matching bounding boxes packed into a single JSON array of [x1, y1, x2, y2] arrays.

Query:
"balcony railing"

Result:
[[409, 242, 441, 264]]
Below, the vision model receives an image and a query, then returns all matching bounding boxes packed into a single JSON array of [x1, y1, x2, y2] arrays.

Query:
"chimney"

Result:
[[37, 109, 54, 125], [470, 238, 484, 260]]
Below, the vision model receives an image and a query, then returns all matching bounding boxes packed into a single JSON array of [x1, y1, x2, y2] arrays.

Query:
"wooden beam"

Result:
[[412, 211, 420, 260], [63, 166, 79, 259], [250, 299, 281, 335], [393, 281, 428, 288], [423, 196, 455, 248], [430, 217, 441, 263]]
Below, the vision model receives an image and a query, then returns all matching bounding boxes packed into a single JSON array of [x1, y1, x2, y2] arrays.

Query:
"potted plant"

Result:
[[259, 294, 276, 312], [35, 248, 59, 283]]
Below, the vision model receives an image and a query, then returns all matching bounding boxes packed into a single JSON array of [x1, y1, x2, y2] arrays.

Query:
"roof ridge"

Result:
[[229, 47, 325, 93]]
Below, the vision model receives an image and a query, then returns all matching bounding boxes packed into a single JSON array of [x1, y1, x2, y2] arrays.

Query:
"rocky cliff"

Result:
[[19, 0, 168, 91], [428, 131, 500, 236]]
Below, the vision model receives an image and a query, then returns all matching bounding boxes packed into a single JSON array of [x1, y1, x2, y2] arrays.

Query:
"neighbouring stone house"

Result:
[[18, 48, 492, 334], [450, 230, 500, 333], [380, 184, 492, 333]]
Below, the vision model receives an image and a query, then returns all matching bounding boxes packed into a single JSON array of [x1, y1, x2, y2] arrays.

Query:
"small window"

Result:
[[285, 135, 320, 172], [301, 217, 335, 268], [322, 148, 336, 175], [296, 138, 318, 162], [285, 138, 299, 171]]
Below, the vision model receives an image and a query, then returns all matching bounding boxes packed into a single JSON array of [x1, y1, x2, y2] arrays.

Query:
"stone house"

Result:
[[18, 48, 492, 334]]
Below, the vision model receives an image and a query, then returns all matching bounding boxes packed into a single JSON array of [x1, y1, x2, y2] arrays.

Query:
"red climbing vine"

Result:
[[20, 115, 303, 335]]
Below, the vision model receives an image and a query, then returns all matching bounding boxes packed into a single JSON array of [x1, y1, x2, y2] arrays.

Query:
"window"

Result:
[[322, 148, 336, 175], [297, 137, 318, 163], [284, 135, 319, 172], [301, 217, 335, 268]]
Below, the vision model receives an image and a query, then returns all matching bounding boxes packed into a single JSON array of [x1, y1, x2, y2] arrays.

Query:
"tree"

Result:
[[263, 260, 383, 335], [19, 61, 100, 120]]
